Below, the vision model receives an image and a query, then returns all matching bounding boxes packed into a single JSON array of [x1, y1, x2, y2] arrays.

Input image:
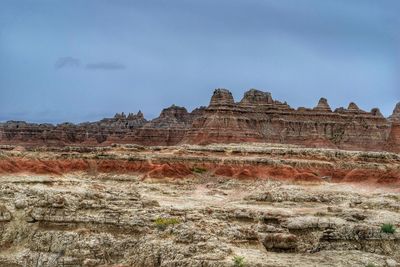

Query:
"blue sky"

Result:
[[1, 0, 399, 123]]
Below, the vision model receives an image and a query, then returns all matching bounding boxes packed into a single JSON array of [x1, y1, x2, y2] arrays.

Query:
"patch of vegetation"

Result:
[[366, 263, 376, 267], [381, 223, 396, 234], [93, 153, 116, 160], [154, 217, 180, 231], [232, 256, 246, 267], [191, 167, 207, 174]]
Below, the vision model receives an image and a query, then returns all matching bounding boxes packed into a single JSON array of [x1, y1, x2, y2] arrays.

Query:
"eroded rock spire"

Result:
[[370, 108, 383, 117], [389, 102, 400, 122], [240, 89, 273, 105], [347, 102, 360, 111], [313, 98, 332, 112], [209, 88, 235, 106]]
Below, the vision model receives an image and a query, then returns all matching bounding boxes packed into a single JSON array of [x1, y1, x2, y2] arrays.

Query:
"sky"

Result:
[[0, 0, 399, 123]]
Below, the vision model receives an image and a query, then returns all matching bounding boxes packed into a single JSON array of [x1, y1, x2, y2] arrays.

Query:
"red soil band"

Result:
[[0, 158, 399, 185]]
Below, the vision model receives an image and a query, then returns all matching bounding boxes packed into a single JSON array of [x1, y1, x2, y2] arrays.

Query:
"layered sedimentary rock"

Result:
[[0, 111, 147, 146], [1, 153, 399, 266], [184, 89, 397, 152], [389, 103, 400, 123], [0, 106, 205, 147], [387, 103, 400, 152], [133, 105, 205, 146], [240, 89, 274, 105], [313, 98, 332, 112], [0, 89, 399, 152], [0, 144, 400, 266], [1, 143, 399, 185]]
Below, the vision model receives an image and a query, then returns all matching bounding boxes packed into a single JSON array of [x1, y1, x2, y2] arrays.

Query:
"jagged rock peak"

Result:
[[190, 106, 206, 116], [240, 89, 273, 105], [313, 98, 332, 112], [114, 112, 126, 119], [393, 102, 400, 115], [370, 108, 383, 117], [127, 111, 144, 120], [159, 105, 188, 118], [297, 107, 310, 112], [389, 102, 400, 122], [348, 102, 360, 111], [209, 88, 235, 106], [334, 107, 345, 113]]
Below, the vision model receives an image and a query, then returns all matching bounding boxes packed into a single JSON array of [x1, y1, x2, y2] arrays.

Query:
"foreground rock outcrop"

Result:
[[0, 143, 399, 266], [1, 89, 399, 152], [0, 169, 399, 266]]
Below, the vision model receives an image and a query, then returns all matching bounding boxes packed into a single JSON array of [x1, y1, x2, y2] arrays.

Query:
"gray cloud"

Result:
[[1, 0, 398, 123], [85, 62, 126, 70], [55, 57, 81, 69]]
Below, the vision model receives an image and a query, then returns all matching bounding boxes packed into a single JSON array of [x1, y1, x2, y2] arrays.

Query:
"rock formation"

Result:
[[347, 102, 360, 111], [0, 143, 399, 266], [133, 105, 202, 146], [209, 88, 235, 106], [239, 89, 274, 106], [389, 102, 400, 123], [387, 102, 400, 152], [371, 108, 383, 117], [184, 89, 394, 152], [313, 98, 332, 112], [0, 89, 399, 152]]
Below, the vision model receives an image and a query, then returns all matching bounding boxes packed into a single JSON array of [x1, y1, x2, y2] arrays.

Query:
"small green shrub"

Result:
[[232, 256, 245, 267], [154, 217, 180, 231], [366, 263, 376, 267], [192, 167, 207, 174], [381, 223, 396, 234]]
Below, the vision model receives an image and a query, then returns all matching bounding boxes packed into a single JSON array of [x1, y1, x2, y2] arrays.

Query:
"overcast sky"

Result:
[[1, 0, 399, 123]]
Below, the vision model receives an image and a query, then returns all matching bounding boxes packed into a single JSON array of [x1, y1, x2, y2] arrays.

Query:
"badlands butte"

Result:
[[1, 88, 400, 152], [0, 89, 400, 267]]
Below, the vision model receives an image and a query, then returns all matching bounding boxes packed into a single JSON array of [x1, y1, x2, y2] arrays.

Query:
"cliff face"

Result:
[[184, 89, 394, 152], [387, 103, 400, 152], [0, 111, 148, 146], [0, 88, 399, 152], [132, 105, 205, 146]]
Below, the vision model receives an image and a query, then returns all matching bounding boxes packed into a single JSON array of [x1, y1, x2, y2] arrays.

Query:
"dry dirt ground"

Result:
[[0, 172, 399, 267]]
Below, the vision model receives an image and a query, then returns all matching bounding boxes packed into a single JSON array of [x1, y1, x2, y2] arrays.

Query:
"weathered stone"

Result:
[[313, 97, 332, 112], [14, 198, 27, 209], [389, 102, 400, 123], [348, 102, 360, 111], [0, 205, 12, 221], [259, 233, 298, 250], [209, 88, 235, 106], [0, 150, 399, 266], [239, 89, 274, 105]]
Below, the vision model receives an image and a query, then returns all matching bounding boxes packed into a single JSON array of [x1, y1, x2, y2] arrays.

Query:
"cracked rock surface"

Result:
[[0, 173, 399, 267]]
